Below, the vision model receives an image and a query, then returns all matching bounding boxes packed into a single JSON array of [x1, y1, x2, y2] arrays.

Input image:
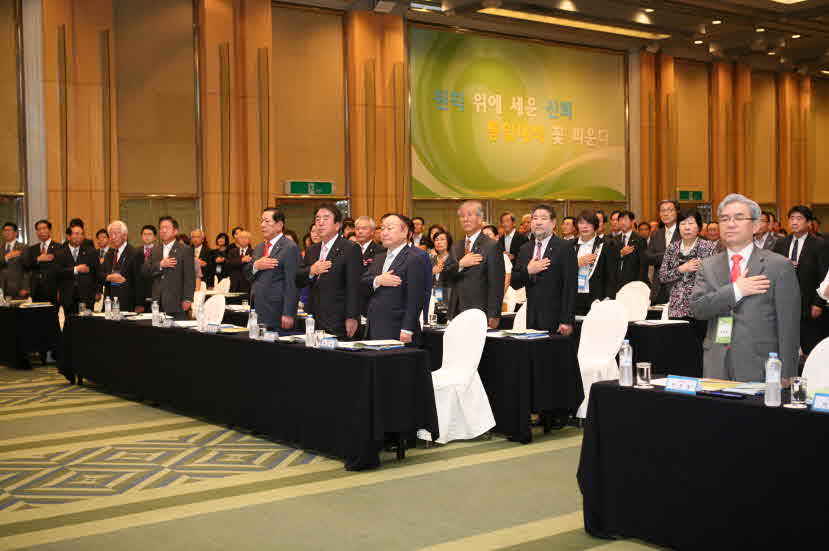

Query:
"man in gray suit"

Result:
[[144, 216, 195, 320], [753, 211, 778, 251], [244, 208, 300, 330], [691, 194, 800, 382], [0, 222, 29, 298]]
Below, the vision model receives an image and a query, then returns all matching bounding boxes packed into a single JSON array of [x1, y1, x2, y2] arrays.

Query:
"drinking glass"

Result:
[[78, 302, 86, 316], [428, 313, 437, 326], [314, 329, 325, 348], [787, 377, 808, 409], [635, 362, 653, 389], [258, 324, 267, 340]]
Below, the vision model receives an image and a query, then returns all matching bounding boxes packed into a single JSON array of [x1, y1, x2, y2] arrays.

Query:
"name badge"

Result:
[[434, 288, 443, 301], [263, 331, 277, 342], [577, 273, 588, 292], [812, 393, 829, 413], [664, 375, 700, 395], [715, 316, 733, 344]]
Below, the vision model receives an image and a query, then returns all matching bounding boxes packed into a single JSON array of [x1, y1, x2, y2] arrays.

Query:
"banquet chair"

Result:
[[203, 294, 226, 325], [417, 308, 494, 445], [616, 281, 650, 321], [803, 336, 829, 394], [504, 286, 518, 313], [661, 301, 671, 320], [513, 302, 527, 331], [214, 277, 231, 295], [199, 281, 208, 292], [577, 299, 629, 419], [192, 290, 207, 320]]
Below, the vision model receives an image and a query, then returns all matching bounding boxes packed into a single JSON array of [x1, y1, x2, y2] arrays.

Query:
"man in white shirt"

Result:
[[190, 229, 214, 286], [645, 199, 681, 303], [498, 211, 529, 261], [692, 194, 800, 381]]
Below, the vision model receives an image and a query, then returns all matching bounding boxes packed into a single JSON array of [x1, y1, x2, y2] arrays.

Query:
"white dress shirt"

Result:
[[664, 224, 677, 247], [504, 229, 516, 253], [194, 245, 202, 259], [39, 239, 52, 254], [162, 240, 175, 260], [576, 236, 596, 294], [620, 230, 633, 248], [728, 242, 754, 302], [788, 233, 808, 264], [69, 245, 80, 274], [360, 240, 371, 255], [818, 270, 829, 301], [319, 235, 337, 262]]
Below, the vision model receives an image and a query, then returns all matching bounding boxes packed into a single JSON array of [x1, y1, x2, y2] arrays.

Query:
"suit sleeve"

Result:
[[345, 244, 363, 320], [441, 246, 460, 283], [510, 247, 530, 290], [182, 247, 195, 303], [143, 249, 162, 279], [281, 245, 300, 318], [244, 248, 258, 283], [131, 251, 146, 308], [402, 255, 427, 333], [360, 255, 382, 298], [775, 261, 802, 378], [295, 250, 312, 289], [55, 249, 74, 281], [690, 262, 736, 320], [486, 242, 505, 318], [559, 244, 577, 325], [644, 235, 662, 268], [812, 241, 828, 308], [603, 242, 619, 299]]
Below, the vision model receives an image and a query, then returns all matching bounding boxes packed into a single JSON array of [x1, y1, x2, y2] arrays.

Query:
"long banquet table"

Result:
[[60, 316, 438, 470], [577, 381, 829, 549], [0, 304, 61, 369]]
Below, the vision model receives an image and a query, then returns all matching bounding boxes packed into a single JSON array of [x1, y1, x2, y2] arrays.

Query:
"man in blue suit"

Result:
[[362, 213, 428, 344], [245, 208, 300, 330]]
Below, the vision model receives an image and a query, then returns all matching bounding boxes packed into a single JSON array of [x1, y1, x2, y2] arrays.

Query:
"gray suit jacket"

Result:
[[442, 232, 505, 319], [755, 233, 778, 251], [244, 235, 300, 329], [0, 242, 29, 297], [144, 241, 196, 313], [691, 247, 800, 381]]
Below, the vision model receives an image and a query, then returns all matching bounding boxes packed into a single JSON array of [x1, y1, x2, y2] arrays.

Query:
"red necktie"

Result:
[[263, 241, 271, 258], [114, 249, 120, 267], [730, 254, 742, 283], [144, 246, 150, 260]]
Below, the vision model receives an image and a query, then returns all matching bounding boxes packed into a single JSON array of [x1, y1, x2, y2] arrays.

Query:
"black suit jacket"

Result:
[[644, 226, 681, 303], [24, 241, 61, 302], [99, 244, 146, 311], [616, 232, 648, 289], [296, 236, 363, 337], [773, 234, 828, 319], [443, 232, 505, 319], [212, 248, 230, 282], [362, 245, 427, 343], [572, 236, 618, 303], [56, 245, 99, 310], [226, 246, 252, 293], [195, 245, 215, 286], [144, 242, 196, 314], [360, 241, 385, 270], [498, 231, 529, 260], [511, 236, 577, 331]]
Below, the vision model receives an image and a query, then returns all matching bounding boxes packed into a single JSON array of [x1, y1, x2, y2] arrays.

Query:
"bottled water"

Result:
[[619, 339, 633, 387], [305, 315, 315, 347], [151, 300, 160, 327], [248, 309, 258, 339], [434, 288, 448, 325], [764, 352, 782, 407], [197, 302, 207, 332], [104, 297, 112, 320], [112, 297, 120, 321], [0, 289, 5, 306]]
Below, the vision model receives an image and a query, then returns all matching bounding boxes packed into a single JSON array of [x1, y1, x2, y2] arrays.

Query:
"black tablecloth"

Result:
[[574, 320, 702, 378], [0, 305, 61, 369], [61, 316, 438, 470], [577, 381, 829, 549], [421, 329, 583, 443]]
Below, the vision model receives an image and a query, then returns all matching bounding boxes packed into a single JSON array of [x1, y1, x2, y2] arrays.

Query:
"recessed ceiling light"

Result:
[[644, 8, 654, 13], [822, 70, 829, 75], [756, 27, 766, 33], [477, 8, 671, 39], [712, 20, 722, 25], [768, 51, 776, 55], [694, 40, 703, 45], [791, 34, 801, 39]]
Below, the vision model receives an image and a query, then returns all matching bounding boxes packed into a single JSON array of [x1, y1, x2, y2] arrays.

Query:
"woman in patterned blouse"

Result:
[[659, 209, 717, 343]]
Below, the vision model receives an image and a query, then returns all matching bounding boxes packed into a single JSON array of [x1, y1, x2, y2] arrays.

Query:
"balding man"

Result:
[[191, 229, 214, 287], [99, 220, 146, 312], [443, 200, 505, 329]]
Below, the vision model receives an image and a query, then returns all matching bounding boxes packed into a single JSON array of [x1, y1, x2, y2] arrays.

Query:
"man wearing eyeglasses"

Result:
[[691, 194, 800, 382]]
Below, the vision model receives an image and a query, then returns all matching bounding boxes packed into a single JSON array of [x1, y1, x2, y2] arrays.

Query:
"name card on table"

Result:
[[320, 337, 338, 350], [812, 393, 829, 413], [664, 375, 701, 395]]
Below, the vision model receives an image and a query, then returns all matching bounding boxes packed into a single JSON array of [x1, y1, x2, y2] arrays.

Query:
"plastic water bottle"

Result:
[[764, 352, 782, 407], [112, 297, 120, 320], [248, 309, 258, 339], [619, 339, 633, 387], [305, 314, 315, 347], [151, 300, 160, 327], [104, 297, 112, 320], [197, 302, 207, 332], [0, 288, 5, 306]]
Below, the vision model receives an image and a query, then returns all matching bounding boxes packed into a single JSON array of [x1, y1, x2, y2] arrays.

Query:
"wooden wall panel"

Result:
[[748, 72, 776, 205], [811, 79, 829, 204], [0, 0, 21, 193], [675, 60, 710, 200]]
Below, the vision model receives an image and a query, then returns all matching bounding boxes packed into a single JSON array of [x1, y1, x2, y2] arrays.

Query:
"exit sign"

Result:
[[285, 180, 334, 195], [679, 190, 704, 201]]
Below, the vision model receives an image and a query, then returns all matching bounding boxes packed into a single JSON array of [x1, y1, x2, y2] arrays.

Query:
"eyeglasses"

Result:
[[718, 215, 756, 224]]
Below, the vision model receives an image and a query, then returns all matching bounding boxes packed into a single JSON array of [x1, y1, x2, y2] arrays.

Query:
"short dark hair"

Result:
[[412, 216, 425, 225], [637, 221, 650, 230], [610, 210, 622, 220], [35, 219, 52, 230], [562, 216, 576, 225], [679, 209, 703, 232], [263, 207, 286, 225], [316, 203, 342, 224], [595, 209, 606, 222], [380, 213, 411, 236], [788, 205, 813, 221], [482, 224, 499, 237], [141, 224, 157, 236], [69, 218, 84, 228], [658, 199, 680, 211], [500, 211, 516, 224], [432, 230, 453, 251], [3, 222, 18, 233], [532, 203, 556, 219], [95, 228, 108, 238], [283, 229, 299, 244], [760, 211, 772, 222], [215, 232, 230, 246], [619, 210, 636, 221], [176, 233, 190, 245], [577, 209, 600, 231], [68, 221, 84, 233], [158, 216, 179, 230], [768, 212, 777, 223], [231, 226, 243, 237]]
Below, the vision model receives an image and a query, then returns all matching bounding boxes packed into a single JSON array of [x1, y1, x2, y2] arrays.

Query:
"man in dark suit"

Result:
[[55, 222, 99, 314], [354, 216, 385, 271], [754, 211, 779, 251], [61, 218, 95, 250], [616, 210, 647, 290], [362, 213, 427, 344], [644, 199, 681, 303], [511, 204, 577, 334], [144, 216, 195, 320], [190, 229, 214, 287], [498, 211, 529, 262], [772, 205, 828, 356], [244, 208, 300, 330], [100, 220, 146, 312], [1, 222, 30, 298], [571, 210, 618, 315], [226, 230, 253, 293], [296, 203, 362, 338], [443, 200, 505, 329], [95, 228, 110, 265], [24, 219, 61, 304]]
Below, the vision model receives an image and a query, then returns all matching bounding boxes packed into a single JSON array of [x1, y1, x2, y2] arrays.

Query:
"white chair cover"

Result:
[[661, 302, 671, 320], [203, 294, 226, 325], [577, 300, 629, 419], [213, 275, 220, 288], [192, 290, 207, 320], [215, 277, 231, 295], [616, 281, 651, 321], [513, 302, 527, 331], [818, 272, 829, 301], [504, 286, 518, 313], [803, 336, 829, 395], [199, 281, 208, 292], [417, 309, 494, 444]]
